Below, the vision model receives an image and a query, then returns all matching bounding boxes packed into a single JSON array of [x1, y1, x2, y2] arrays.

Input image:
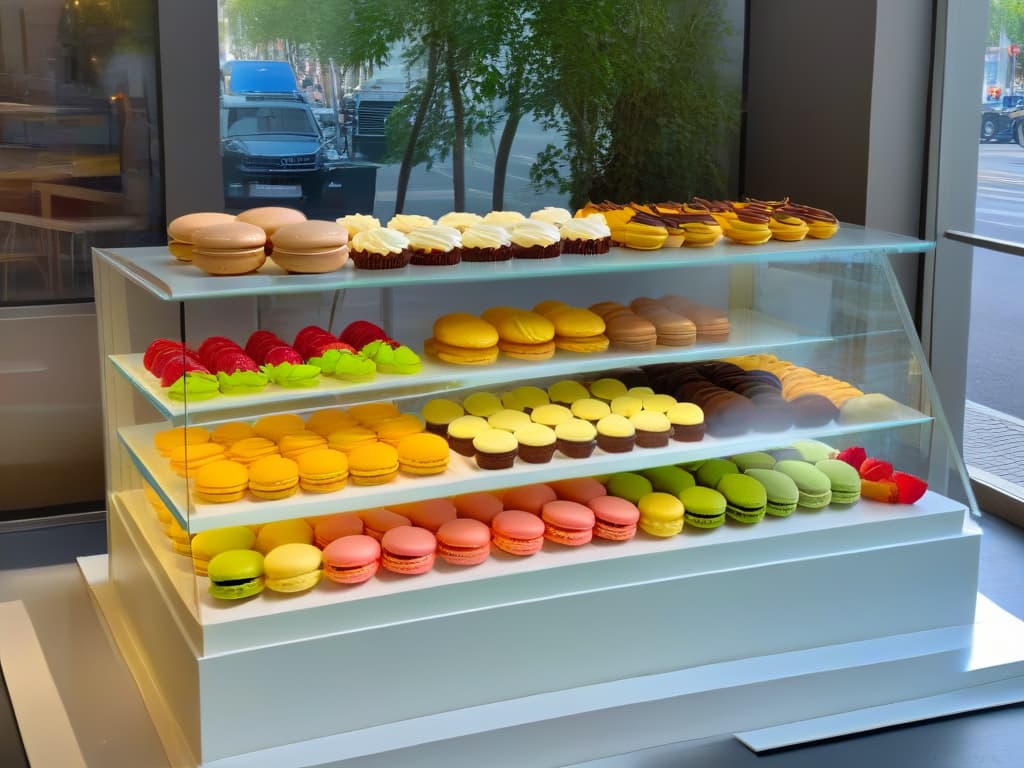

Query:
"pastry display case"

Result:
[[89, 227, 985, 767]]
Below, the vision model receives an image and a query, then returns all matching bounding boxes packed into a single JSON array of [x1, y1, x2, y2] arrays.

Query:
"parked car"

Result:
[[980, 102, 1024, 143], [348, 78, 407, 159], [222, 60, 303, 100]]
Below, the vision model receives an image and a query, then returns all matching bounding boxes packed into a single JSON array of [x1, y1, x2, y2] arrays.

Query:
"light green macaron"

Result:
[[774, 460, 832, 509], [680, 486, 727, 529], [730, 451, 776, 472], [642, 466, 696, 497], [744, 468, 800, 516], [717, 473, 768, 524], [696, 458, 739, 489], [815, 459, 862, 504], [605, 472, 654, 503]]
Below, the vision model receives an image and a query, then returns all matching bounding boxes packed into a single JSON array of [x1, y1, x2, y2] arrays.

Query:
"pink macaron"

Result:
[[380, 525, 437, 575], [358, 508, 412, 540], [435, 518, 491, 566], [491, 510, 546, 556], [502, 483, 557, 516], [452, 492, 504, 524], [313, 512, 364, 548], [548, 477, 608, 505], [587, 495, 640, 541], [322, 534, 380, 584], [541, 500, 596, 546], [403, 498, 458, 532]]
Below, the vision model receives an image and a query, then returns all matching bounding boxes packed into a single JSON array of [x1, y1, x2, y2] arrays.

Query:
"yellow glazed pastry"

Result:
[[622, 211, 669, 250], [723, 209, 772, 245], [768, 208, 810, 241], [789, 203, 840, 238]]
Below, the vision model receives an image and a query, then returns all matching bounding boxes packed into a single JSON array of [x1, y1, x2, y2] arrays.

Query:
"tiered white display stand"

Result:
[[83, 229, 1024, 768]]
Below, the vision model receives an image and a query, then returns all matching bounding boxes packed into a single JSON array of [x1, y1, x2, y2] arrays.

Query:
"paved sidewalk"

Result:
[[964, 400, 1024, 493]]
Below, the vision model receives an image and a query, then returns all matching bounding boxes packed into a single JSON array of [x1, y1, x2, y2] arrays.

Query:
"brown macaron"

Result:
[[167, 212, 235, 262], [237, 206, 307, 253], [605, 313, 658, 351], [191, 221, 268, 275], [269, 220, 350, 274]]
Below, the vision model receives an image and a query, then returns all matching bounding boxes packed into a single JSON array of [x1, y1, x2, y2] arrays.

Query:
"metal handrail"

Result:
[[945, 229, 1024, 257]]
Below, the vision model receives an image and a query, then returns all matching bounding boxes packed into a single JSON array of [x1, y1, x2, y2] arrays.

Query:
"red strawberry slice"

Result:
[[861, 478, 899, 503], [339, 320, 390, 349], [214, 350, 259, 374], [144, 339, 184, 372], [893, 471, 928, 504], [264, 345, 303, 366], [151, 347, 201, 377], [836, 446, 867, 471], [160, 357, 209, 387], [198, 337, 242, 370], [859, 457, 894, 482], [245, 330, 283, 361]]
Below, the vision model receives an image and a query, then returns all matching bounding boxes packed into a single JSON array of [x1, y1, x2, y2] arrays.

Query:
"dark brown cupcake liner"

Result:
[[635, 428, 672, 448], [597, 434, 635, 453], [516, 443, 556, 464], [512, 242, 561, 259], [475, 449, 518, 470], [410, 247, 462, 266], [561, 236, 611, 255], [425, 422, 450, 437], [350, 247, 412, 270], [462, 245, 512, 262], [448, 435, 477, 457], [670, 424, 705, 442], [556, 438, 597, 459]]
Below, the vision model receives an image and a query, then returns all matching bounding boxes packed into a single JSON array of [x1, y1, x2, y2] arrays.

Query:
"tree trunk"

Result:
[[444, 45, 466, 211], [492, 102, 522, 210], [395, 45, 439, 214]]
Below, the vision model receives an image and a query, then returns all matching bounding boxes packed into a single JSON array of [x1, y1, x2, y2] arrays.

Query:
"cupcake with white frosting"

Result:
[[560, 213, 612, 254], [335, 213, 381, 238], [387, 214, 434, 234], [509, 220, 561, 259], [482, 210, 526, 231], [349, 228, 411, 270], [407, 225, 462, 266], [437, 211, 483, 232], [461, 223, 513, 262], [529, 206, 572, 228]]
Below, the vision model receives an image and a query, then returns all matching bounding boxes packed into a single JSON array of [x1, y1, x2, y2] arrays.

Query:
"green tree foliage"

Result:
[[990, 0, 1024, 46]]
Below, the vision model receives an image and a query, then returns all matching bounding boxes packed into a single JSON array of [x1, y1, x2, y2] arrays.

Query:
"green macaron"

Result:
[[605, 472, 654, 503], [696, 458, 739, 489], [730, 451, 776, 471], [790, 440, 838, 464], [716, 473, 768, 524], [774, 460, 832, 509], [680, 486, 727, 529], [642, 466, 696, 497], [815, 459, 862, 504], [744, 468, 800, 516], [207, 549, 265, 600]]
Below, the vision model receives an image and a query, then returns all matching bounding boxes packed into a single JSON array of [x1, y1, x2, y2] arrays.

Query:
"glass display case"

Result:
[[90, 227, 985, 766]]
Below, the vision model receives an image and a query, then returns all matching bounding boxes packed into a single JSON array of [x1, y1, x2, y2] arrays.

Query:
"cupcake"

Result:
[[630, 411, 673, 448], [473, 428, 518, 470], [510, 220, 561, 259], [610, 395, 644, 418], [502, 385, 549, 413], [596, 414, 636, 453], [482, 210, 526, 230], [437, 211, 483, 232], [530, 403, 574, 429], [488, 409, 533, 433], [560, 214, 612, 255], [460, 224, 512, 262], [529, 206, 572, 228], [387, 214, 434, 234], [514, 424, 557, 464], [422, 398, 465, 436], [407, 225, 462, 266], [446, 415, 489, 456], [666, 402, 705, 442], [570, 397, 611, 423], [349, 228, 412, 270], [335, 213, 381, 238], [554, 418, 598, 459], [547, 379, 590, 407], [589, 377, 628, 402]]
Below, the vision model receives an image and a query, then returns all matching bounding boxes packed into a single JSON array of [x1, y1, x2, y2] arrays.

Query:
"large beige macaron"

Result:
[[167, 212, 235, 262], [269, 220, 350, 274], [237, 206, 308, 252], [192, 221, 268, 275]]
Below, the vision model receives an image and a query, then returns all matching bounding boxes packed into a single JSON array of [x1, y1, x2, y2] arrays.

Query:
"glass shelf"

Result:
[[111, 309, 822, 425], [120, 410, 933, 533], [95, 225, 932, 302]]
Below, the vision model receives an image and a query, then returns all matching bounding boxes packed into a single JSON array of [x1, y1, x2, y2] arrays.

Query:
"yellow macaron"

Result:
[[247, 456, 300, 500]]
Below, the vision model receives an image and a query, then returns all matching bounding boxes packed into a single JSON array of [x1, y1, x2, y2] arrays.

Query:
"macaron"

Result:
[[236, 206, 307, 246], [313, 512, 364, 548], [595, 414, 636, 453], [168, 517, 192, 556], [587, 495, 640, 541], [695, 458, 739, 489], [253, 413, 306, 442], [541, 500, 595, 546], [446, 415, 490, 457], [191, 220, 267, 275], [358, 508, 412, 540], [428, 314, 499, 365], [374, 414, 426, 448], [554, 418, 598, 459], [605, 472, 654, 503], [322, 534, 380, 584], [169, 442, 225, 478], [396, 432, 450, 475], [436, 518, 492, 566], [380, 526, 437, 575], [790, 440, 838, 463], [491, 509, 546, 556], [154, 425, 210, 456], [717, 473, 768, 524], [207, 549, 265, 600], [744, 468, 800, 516], [348, 442, 400, 485], [255, 518, 314, 554], [473, 428, 518, 470], [502, 483, 557, 515], [514, 423, 557, 464], [679, 486, 727, 528], [227, 436, 280, 465], [452, 492, 504, 524], [263, 542, 323, 592], [642, 466, 696, 497], [403, 498, 458, 532], [549, 477, 607, 505], [296, 448, 349, 493], [193, 459, 249, 504], [348, 402, 402, 426], [304, 408, 355, 437], [637, 492, 685, 537], [268, 219, 349, 273], [730, 451, 776, 471], [167, 211, 235, 262], [326, 426, 379, 455], [210, 421, 257, 447], [774, 460, 833, 509], [190, 526, 256, 576], [248, 456, 300, 500], [815, 458, 862, 504]]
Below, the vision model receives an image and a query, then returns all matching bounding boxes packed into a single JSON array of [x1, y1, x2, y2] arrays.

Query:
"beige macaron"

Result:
[[191, 221, 268, 275], [269, 220, 350, 273], [167, 212, 235, 262], [237, 206, 307, 253]]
